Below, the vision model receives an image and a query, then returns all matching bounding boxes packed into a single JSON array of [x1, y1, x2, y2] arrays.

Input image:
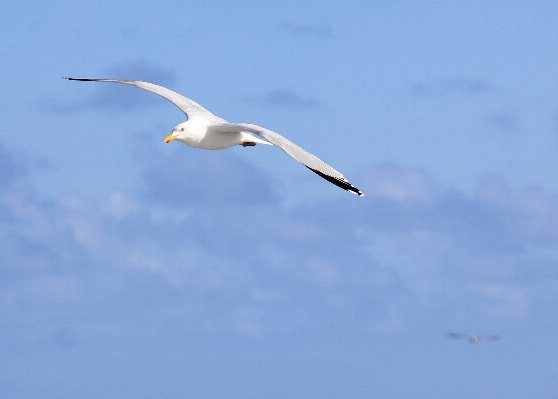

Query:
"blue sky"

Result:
[[2, 1, 558, 398]]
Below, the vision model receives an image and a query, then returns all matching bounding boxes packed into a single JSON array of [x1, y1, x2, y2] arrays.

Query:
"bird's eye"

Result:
[[180, 127, 184, 132]]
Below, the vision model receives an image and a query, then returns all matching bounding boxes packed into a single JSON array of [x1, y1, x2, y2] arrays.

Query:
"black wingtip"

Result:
[[63, 77, 98, 81], [306, 167, 364, 197]]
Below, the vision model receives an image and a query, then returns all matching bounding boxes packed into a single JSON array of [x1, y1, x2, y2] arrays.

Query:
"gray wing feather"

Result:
[[63, 77, 224, 122], [213, 123, 363, 196]]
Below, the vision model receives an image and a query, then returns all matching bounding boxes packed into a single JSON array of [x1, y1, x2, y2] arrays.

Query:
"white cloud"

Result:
[[3, 134, 558, 340]]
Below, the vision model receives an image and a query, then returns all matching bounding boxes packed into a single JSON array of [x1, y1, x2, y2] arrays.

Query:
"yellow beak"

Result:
[[164, 135, 177, 144]]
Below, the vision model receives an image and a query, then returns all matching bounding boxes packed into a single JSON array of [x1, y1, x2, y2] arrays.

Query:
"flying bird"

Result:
[[447, 333, 500, 344], [63, 78, 363, 196]]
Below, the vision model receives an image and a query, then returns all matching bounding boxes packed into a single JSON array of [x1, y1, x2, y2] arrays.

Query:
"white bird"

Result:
[[447, 333, 500, 344], [64, 77, 363, 196]]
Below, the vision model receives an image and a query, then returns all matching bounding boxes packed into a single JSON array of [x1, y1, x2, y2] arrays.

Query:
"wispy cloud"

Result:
[[248, 89, 322, 109], [53, 327, 77, 350], [46, 59, 176, 113], [470, 283, 528, 318], [0, 143, 52, 190], [489, 112, 519, 134], [0, 142, 26, 189], [412, 78, 495, 96], [277, 23, 333, 38], [358, 163, 435, 204]]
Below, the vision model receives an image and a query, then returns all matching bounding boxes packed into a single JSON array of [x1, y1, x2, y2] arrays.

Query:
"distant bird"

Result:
[[448, 333, 500, 344], [63, 77, 363, 196]]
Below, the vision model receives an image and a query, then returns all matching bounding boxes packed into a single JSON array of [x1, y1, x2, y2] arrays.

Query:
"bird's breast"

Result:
[[198, 131, 243, 150]]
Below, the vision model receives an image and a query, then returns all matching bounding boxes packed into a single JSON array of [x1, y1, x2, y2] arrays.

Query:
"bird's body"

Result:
[[171, 120, 271, 150], [64, 77, 363, 196]]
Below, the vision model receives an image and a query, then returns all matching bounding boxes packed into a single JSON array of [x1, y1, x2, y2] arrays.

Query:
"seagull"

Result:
[[63, 78, 364, 196], [447, 333, 500, 344]]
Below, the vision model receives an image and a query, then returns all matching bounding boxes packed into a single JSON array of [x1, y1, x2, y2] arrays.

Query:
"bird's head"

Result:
[[165, 122, 188, 144]]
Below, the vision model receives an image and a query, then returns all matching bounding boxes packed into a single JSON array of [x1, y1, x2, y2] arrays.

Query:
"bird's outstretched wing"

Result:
[[63, 77, 224, 122], [212, 123, 364, 196], [478, 335, 500, 342], [447, 333, 469, 340]]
